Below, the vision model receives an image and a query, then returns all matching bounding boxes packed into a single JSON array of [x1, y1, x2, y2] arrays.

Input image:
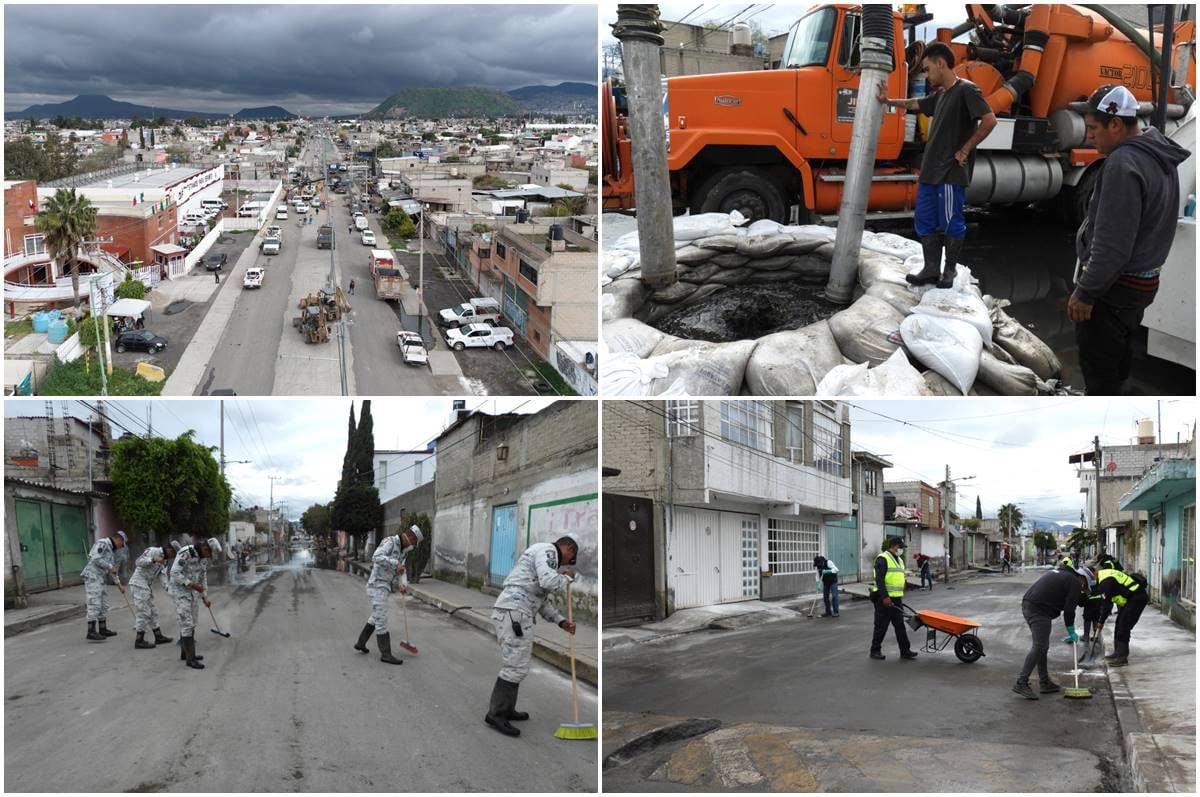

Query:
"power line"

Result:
[[245, 401, 277, 472]]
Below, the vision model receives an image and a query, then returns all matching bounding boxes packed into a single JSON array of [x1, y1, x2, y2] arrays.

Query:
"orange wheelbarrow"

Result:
[[900, 603, 985, 663]]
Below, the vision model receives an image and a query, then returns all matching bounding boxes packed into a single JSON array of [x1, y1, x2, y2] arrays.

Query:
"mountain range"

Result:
[[6, 94, 297, 121]]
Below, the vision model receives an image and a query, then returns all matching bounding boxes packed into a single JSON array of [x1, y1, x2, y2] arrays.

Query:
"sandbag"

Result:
[[671, 210, 748, 242], [651, 281, 701, 304], [862, 230, 923, 260], [643, 339, 757, 395], [603, 351, 671, 396], [735, 233, 794, 258], [678, 262, 723, 284], [675, 245, 717, 264], [899, 314, 982, 395], [977, 348, 1040, 396], [691, 233, 745, 252], [603, 318, 670, 358], [865, 281, 919, 314], [746, 219, 785, 236], [988, 301, 1063, 381], [816, 348, 927, 396], [858, 251, 913, 289], [921, 369, 973, 396], [744, 320, 845, 396], [828, 295, 905, 366], [911, 286, 994, 348], [743, 254, 801, 272], [788, 255, 833, 278], [602, 279, 649, 321], [604, 251, 639, 280], [710, 252, 751, 269]]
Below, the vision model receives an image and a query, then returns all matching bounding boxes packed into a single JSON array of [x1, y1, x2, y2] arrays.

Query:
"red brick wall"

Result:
[[96, 205, 178, 266], [3, 180, 38, 257]]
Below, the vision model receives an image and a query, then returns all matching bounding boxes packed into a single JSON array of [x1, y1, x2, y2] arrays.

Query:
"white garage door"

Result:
[[671, 508, 759, 609]]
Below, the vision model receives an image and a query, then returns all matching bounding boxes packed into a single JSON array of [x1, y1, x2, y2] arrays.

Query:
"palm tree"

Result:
[[36, 188, 98, 310], [998, 503, 1025, 540]]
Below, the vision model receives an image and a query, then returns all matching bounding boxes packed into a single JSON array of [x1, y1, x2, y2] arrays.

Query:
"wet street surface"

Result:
[[602, 571, 1126, 792], [5, 550, 597, 792]]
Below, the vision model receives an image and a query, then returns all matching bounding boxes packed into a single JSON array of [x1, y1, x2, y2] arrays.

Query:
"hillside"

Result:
[[362, 86, 527, 119], [7, 94, 226, 121], [507, 82, 596, 114], [233, 105, 297, 120]]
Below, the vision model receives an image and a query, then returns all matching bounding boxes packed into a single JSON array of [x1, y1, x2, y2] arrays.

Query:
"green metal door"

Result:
[[51, 504, 89, 587], [14, 500, 54, 592], [824, 519, 859, 583]]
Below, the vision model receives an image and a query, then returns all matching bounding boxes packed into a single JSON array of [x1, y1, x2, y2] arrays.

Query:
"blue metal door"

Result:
[[824, 519, 859, 584], [489, 504, 519, 586]]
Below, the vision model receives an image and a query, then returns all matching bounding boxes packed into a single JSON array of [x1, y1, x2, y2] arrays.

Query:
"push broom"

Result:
[[397, 590, 418, 655], [1063, 641, 1094, 699], [555, 582, 596, 741]]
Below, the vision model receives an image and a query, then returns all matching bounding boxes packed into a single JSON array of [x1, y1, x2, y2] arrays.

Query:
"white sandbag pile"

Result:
[[601, 210, 1068, 396]]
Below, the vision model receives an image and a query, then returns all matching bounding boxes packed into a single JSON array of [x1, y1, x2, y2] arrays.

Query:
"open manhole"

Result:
[[163, 300, 194, 315], [653, 283, 840, 343]]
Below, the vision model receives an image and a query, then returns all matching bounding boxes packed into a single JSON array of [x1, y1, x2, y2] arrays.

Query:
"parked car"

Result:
[[243, 267, 264, 288], [115, 329, 167, 354], [446, 323, 514, 351], [397, 330, 428, 365], [202, 252, 227, 271], [261, 237, 281, 255], [266, 225, 283, 240], [295, 202, 309, 214], [354, 215, 369, 231], [360, 229, 376, 246]]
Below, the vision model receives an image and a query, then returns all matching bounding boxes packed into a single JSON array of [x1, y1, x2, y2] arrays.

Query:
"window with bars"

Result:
[[666, 400, 700, 437], [495, 241, 507, 259], [24, 234, 44, 256], [767, 517, 820, 576], [864, 468, 879, 496], [720, 401, 773, 452], [1182, 504, 1194, 605], [813, 404, 843, 475]]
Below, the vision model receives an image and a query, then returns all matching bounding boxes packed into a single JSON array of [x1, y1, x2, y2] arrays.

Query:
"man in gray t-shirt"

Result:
[[879, 42, 996, 287]]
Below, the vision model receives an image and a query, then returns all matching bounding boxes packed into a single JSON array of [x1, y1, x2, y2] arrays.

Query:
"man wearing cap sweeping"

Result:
[[170, 538, 216, 670], [1012, 563, 1092, 699], [129, 542, 176, 649], [1070, 84, 1189, 395], [485, 535, 579, 737], [353, 524, 422, 665], [82, 530, 128, 641]]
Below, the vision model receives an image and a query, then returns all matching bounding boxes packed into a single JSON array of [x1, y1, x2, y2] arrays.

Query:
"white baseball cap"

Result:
[[408, 525, 424, 543], [1086, 84, 1139, 118]]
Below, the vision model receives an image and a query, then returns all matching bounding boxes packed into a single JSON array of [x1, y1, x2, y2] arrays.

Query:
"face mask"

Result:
[[896, 549, 905, 557]]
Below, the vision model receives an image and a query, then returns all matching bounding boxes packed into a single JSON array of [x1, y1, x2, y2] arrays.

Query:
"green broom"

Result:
[[1063, 640, 1094, 699], [555, 582, 597, 740]]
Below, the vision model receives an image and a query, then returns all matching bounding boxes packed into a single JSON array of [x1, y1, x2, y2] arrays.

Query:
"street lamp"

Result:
[[941, 472, 974, 584]]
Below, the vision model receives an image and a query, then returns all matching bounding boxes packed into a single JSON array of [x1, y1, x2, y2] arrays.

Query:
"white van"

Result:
[[201, 199, 225, 212]]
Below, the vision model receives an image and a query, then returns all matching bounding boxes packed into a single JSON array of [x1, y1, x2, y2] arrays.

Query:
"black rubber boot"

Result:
[[508, 681, 530, 722], [153, 628, 172, 644], [184, 635, 205, 670], [1012, 678, 1038, 700], [938, 236, 963, 289], [181, 636, 204, 661], [377, 633, 404, 665], [98, 619, 118, 637], [135, 631, 155, 649], [86, 621, 105, 641], [900, 650, 919, 660], [1039, 679, 1061, 693], [484, 678, 520, 736], [869, 650, 886, 660], [354, 623, 375, 653], [906, 235, 943, 285]]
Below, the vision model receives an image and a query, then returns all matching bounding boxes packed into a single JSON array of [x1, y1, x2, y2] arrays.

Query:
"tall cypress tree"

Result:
[[354, 400, 375, 482], [339, 405, 357, 491], [331, 402, 382, 556], [975, 496, 983, 520]]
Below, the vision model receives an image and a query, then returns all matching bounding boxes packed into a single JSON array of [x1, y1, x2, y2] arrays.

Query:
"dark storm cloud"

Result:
[[4, 4, 598, 114]]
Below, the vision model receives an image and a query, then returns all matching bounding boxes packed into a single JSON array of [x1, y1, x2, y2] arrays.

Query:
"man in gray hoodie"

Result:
[[1070, 84, 1190, 395]]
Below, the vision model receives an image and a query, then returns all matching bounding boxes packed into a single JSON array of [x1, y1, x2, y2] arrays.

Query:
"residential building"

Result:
[[602, 400, 853, 624], [850, 450, 892, 581], [654, 19, 767, 77], [531, 162, 588, 193], [1118, 436, 1195, 630], [433, 401, 597, 621], [228, 520, 256, 547], [887, 480, 944, 558], [4, 410, 119, 606], [399, 173, 471, 214], [3, 180, 39, 263], [373, 448, 435, 506]]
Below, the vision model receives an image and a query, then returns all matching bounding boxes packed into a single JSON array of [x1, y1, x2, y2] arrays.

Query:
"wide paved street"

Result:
[[603, 571, 1126, 792], [5, 556, 597, 792]]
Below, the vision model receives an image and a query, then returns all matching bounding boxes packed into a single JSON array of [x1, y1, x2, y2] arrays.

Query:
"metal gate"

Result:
[[13, 498, 89, 592], [602, 493, 656, 625], [52, 504, 89, 584], [824, 518, 859, 583], [488, 503, 519, 587], [672, 508, 758, 609]]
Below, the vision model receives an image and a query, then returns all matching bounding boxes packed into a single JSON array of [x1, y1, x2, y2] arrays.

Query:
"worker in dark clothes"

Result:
[[1094, 553, 1123, 572], [869, 536, 917, 661], [1094, 567, 1149, 667], [1013, 565, 1092, 699], [1070, 84, 1190, 395], [878, 42, 997, 288]]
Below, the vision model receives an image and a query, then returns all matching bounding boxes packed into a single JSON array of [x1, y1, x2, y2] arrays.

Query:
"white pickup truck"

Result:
[[243, 268, 264, 289], [261, 236, 281, 255], [445, 323, 514, 351], [397, 330, 429, 365], [438, 297, 502, 328]]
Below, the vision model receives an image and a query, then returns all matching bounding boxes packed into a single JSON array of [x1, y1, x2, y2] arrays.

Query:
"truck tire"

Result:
[[1055, 166, 1099, 229], [453, 342, 465, 351], [692, 167, 788, 223]]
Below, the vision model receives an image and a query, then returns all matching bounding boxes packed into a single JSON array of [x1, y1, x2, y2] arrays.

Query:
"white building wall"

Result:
[[374, 450, 436, 505]]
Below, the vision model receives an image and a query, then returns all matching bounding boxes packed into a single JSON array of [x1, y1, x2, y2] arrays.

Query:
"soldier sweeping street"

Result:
[[170, 538, 217, 670], [484, 535, 579, 737], [353, 525, 422, 665], [129, 543, 176, 649], [82, 530, 127, 641]]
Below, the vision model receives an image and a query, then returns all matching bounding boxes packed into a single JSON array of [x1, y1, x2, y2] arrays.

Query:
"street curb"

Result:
[[1104, 662, 1162, 793], [408, 587, 598, 688], [4, 604, 85, 637]]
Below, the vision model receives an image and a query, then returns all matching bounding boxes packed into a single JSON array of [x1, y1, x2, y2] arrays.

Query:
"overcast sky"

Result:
[[847, 399, 1196, 524], [6, 398, 555, 519], [4, 4, 598, 115]]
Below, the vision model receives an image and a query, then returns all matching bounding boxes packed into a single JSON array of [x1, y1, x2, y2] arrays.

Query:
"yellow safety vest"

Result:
[[869, 551, 906, 598], [1097, 567, 1139, 607]]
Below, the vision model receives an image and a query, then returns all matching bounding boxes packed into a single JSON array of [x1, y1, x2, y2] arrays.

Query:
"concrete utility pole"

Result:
[[1093, 434, 1102, 549], [826, 5, 896, 304], [612, 4, 677, 287], [219, 401, 225, 478], [269, 475, 280, 542]]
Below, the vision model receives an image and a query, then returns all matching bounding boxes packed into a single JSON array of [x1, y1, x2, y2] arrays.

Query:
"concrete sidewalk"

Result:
[[5, 584, 89, 637], [344, 562, 596, 686], [1104, 608, 1195, 792]]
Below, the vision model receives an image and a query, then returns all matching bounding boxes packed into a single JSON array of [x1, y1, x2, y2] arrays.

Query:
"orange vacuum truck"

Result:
[[603, 4, 1196, 226]]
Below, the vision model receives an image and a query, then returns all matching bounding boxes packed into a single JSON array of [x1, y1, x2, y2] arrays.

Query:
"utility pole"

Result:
[[942, 465, 951, 585], [219, 401, 225, 477], [1093, 434, 1102, 554], [418, 202, 426, 339], [269, 475, 280, 544]]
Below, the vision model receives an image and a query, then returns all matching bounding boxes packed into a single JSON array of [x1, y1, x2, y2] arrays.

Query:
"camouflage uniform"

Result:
[[81, 538, 118, 622], [491, 542, 573, 683], [129, 547, 171, 633], [169, 545, 206, 635], [365, 534, 411, 635]]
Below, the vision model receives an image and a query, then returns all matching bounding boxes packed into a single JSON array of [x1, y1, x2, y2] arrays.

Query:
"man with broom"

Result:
[[129, 542, 176, 650], [81, 530, 127, 641], [170, 538, 218, 671], [1013, 564, 1093, 699], [485, 535, 580, 738], [353, 525, 422, 665]]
